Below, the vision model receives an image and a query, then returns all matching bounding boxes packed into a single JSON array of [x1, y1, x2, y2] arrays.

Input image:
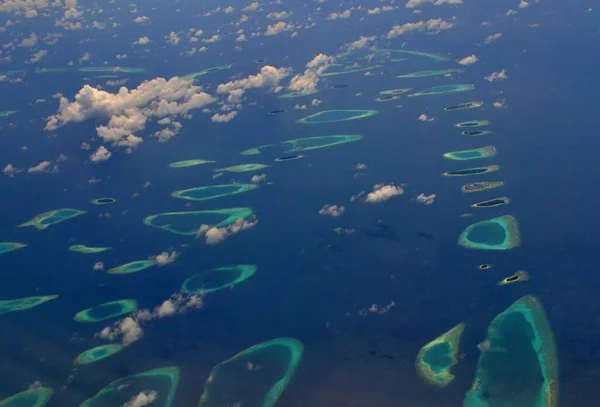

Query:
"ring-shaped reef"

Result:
[[240, 145, 276, 156], [461, 181, 504, 193], [379, 88, 412, 95], [0, 242, 26, 255], [444, 165, 500, 177], [198, 338, 304, 407], [69, 245, 112, 254], [479, 264, 493, 271], [0, 387, 53, 407], [278, 89, 318, 99], [19, 208, 87, 230], [443, 146, 496, 161], [74, 299, 138, 323], [455, 120, 491, 128], [282, 134, 362, 153], [396, 68, 461, 78], [462, 130, 492, 137], [107, 260, 155, 275], [0, 110, 17, 117], [268, 109, 286, 115], [0, 295, 58, 315], [90, 198, 116, 205], [213, 164, 270, 173], [172, 184, 259, 202], [182, 265, 258, 294], [331, 84, 353, 89], [75, 344, 125, 365], [415, 323, 465, 388], [144, 207, 254, 236], [471, 197, 510, 208], [497, 270, 530, 286], [320, 64, 382, 77], [444, 101, 484, 111], [79, 67, 146, 73], [373, 49, 449, 62], [169, 159, 216, 168], [463, 295, 558, 407], [459, 215, 521, 250], [375, 95, 401, 102], [297, 110, 378, 124], [409, 84, 475, 97], [79, 367, 179, 407], [181, 64, 232, 81], [275, 155, 304, 162]]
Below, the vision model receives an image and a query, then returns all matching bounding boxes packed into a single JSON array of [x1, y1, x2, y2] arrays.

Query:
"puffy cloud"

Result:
[[267, 11, 292, 19], [505, 9, 517, 16], [3, 163, 21, 177], [346, 35, 376, 51], [418, 114, 434, 121], [365, 184, 404, 203], [386, 18, 453, 38], [18, 33, 37, 48], [45, 77, 216, 148], [367, 6, 394, 14], [93, 261, 104, 271], [416, 193, 436, 204], [211, 111, 238, 123], [250, 174, 266, 184], [242, 2, 260, 12], [485, 33, 503, 44], [485, 69, 508, 82], [328, 10, 351, 19], [28, 160, 53, 173], [458, 54, 478, 65], [287, 54, 335, 94], [134, 15, 149, 23], [406, 0, 462, 7], [493, 100, 507, 108], [123, 391, 158, 407], [166, 31, 180, 45], [217, 65, 290, 100], [154, 120, 182, 142], [203, 34, 221, 43], [519, 1, 529, 8], [25, 49, 48, 64], [223, 6, 235, 13], [150, 250, 179, 266], [90, 146, 112, 162], [306, 54, 336, 69], [0, 0, 52, 14], [264, 21, 294, 36], [198, 215, 258, 245], [319, 204, 345, 217], [133, 36, 150, 45], [236, 33, 247, 42]]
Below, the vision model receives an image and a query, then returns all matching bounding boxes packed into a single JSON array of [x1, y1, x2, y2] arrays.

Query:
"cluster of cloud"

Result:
[[150, 250, 179, 266], [217, 65, 290, 106], [484, 33, 503, 44], [418, 114, 434, 121], [250, 174, 267, 184], [265, 21, 294, 36], [287, 54, 336, 94], [367, 6, 394, 14], [345, 36, 376, 51], [485, 69, 508, 82], [328, 10, 351, 20], [293, 98, 322, 110], [318, 205, 345, 217], [98, 294, 203, 346], [458, 54, 478, 65], [416, 193, 436, 204], [3, 163, 21, 177], [0, 0, 54, 17], [124, 391, 158, 407], [93, 261, 104, 271], [197, 215, 258, 245], [406, 0, 462, 8], [365, 184, 404, 203], [386, 18, 454, 39], [45, 77, 216, 149]]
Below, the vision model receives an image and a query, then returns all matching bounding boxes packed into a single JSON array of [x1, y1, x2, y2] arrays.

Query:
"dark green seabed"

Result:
[[459, 215, 521, 250], [415, 323, 465, 387], [464, 295, 558, 407], [182, 265, 258, 294]]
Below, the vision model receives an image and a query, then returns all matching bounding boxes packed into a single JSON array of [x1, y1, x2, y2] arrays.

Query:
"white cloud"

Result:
[[242, 2, 260, 12], [328, 10, 351, 19], [346, 35, 376, 51], [45, 77, 216, 149], [505, 9, 517, 16], [458, 54, 478, 65], [223, 6, 235, 14], [365, 184, 404, 203], [199, 216, 258, 245], [406, 0, 462, 7], [93, 261, 104, 271], [150, 250, 179, 266], [265, 21, 294, 36], [25, 49, 48, 64], [123, 391, 158, 407], [319, 204, 345, 217], [134, 15, 149, 23], [133, 36, 150, 45], [202, 34, 221, 43], [287, 54, 335, 94], [236, 33, 247, 42], [18, 33, 37, 48], [519, 1, 529, 8], [250, 174, 266, 184], [484, 33, 503, 44], [267, 11, 292, 19], [386, 18, 454, 38], [485, 69, 508, 82], [28, 160, 52, 173], [493, 100, 507, 108], [166, 31, 180, 45], [217, 65, 290, 103], [416, 193, 436, 204], [211, 111, 238, 123], [418, 114, 434, 121], [3, 164, 21, 177], [367, 6, 394, 14], [90, 146, 112, 162]]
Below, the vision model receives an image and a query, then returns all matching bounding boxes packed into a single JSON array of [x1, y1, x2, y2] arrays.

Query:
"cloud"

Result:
[[287, 54, 335, 94], [3, 164, 21, 177], [367, 6, 394, 14], [319, 204, 345, 217], [223, 6, 235, 13], [202, 34, 221, 43], [250, 174, 266, 184], [493, 100, 507, 108], [346, 35, 376, 51], [211, 111, 238, 123], [519, 1, 529, 8], [18, 33, 37, 47], [28, 160, 53, 173], [45, 77, 216, 148], [484, 33, 503, 44], [365, 184, 404, 203], [150, 250, 179, 266], [93, 261, 104, 271], [198, 215, 258, 245], [264, 21, 294, 36], [166, 31, 180, 45], [267, 11, 292, 19], [416, 193, 436, 204], [242, 2, 260, 12], [133, 36, 150, 45], [386, 18, 454, 38], [505, 9, 517, 16], [328, 10, 351, 19], [485, 69, 508, 82], [217, 65, 290, 102], [90, 146, 112, 162], [25, 49, 48, 64], [418, 114, 434, 121], [406, 0, 462, 7], [458, 54, 478, 65], [123, 391, 158, 407], [134, 15, 149, 23]]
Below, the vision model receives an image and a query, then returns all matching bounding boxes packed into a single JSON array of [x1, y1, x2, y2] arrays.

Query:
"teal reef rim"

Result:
[[416, 323, 465, 388], [0, 387, 54, 407], [471, 197, 510, 208], [0, 295, 58, 315], [458, 215, 521, 250], [168, 159, 216, 168], [198, 338, 304, 407], [396, 68, 461, 78], [297, 110, 378, 124], [91, 197, 116, 205], [278, 89, 319, 99], [75, 344, 124, 365], [461, 181, 504, 193], [69, 245, 112, 254], [409, 84, 475, 97], [108, 260, 155, 275], [182, 265, 258, 294], [445, 101, 484, 111], [443, 146, 496, 161], [213, 164, 270, 173], [444, 165, 500, 177], [464, 295, 558, 407], [171, 184, 259, 202], [0, 242, 27, 255], [373, 49, 449, 62], [19, 208, 87, 230], [74, 299, 138, 323], [283, 135, 362, 152], [144, 208, 254, 236]]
